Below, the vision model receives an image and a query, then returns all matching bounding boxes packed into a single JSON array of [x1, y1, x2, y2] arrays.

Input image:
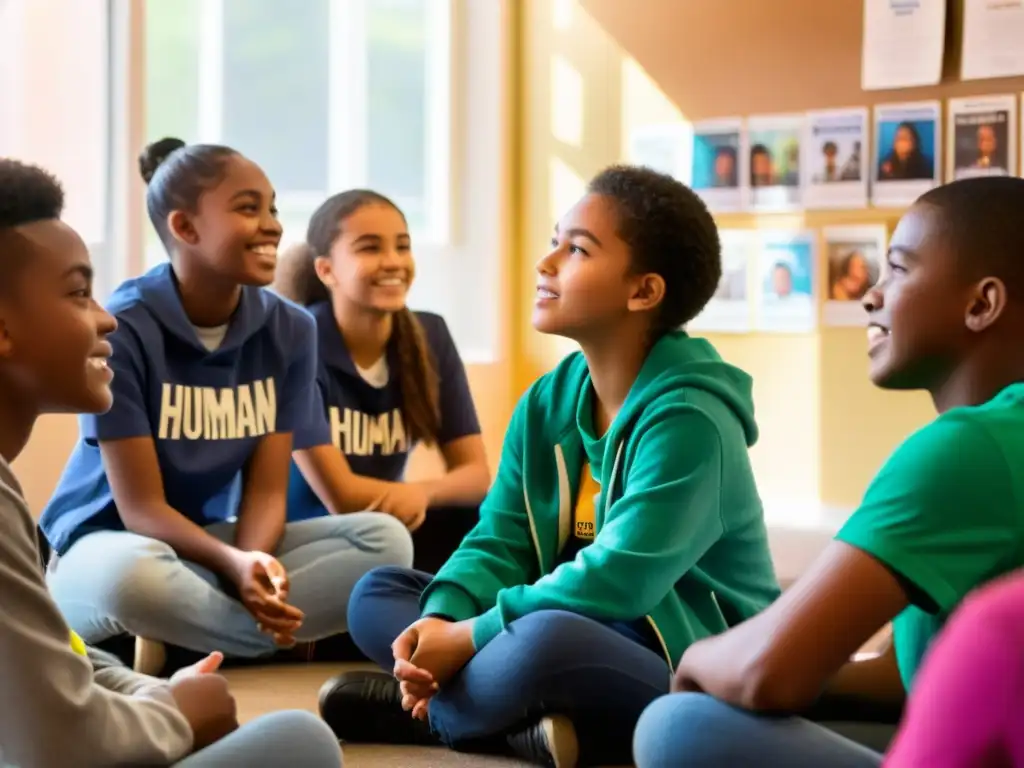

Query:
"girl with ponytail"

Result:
[[277, 190, 489, 574]]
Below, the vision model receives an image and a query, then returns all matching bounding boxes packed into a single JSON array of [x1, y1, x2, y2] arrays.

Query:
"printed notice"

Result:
[[962, 0, 1024, 80], [862, 0, 946, 90]]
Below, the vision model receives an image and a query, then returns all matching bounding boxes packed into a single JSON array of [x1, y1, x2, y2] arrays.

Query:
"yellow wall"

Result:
[[516, 0, 937, 511]]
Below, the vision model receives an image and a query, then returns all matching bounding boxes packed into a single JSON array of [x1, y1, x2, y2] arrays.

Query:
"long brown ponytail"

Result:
[[301, 190, 441, 446]]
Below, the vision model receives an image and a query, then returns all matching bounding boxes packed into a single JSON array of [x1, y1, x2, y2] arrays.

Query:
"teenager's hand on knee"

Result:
[[392, 617, 476, 690], [375, 484, 430, 531], [229, 550, 304, 639], [170, 673, 239, 750]]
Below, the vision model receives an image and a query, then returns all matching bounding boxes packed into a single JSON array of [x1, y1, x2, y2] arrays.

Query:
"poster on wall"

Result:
[[754, 230, 817, 333], [690, 118, 743, 212], [961, 0, 1024, 80], [688, 230, 752, 333], [823, 225, 886, 328], [803, 108, 869, 210], [946, 95, 1017, 181], [862, 0, 946, 90], [871, 101, 941, 207], [627, 123, 692, 182], [746, 114, 803, 212]]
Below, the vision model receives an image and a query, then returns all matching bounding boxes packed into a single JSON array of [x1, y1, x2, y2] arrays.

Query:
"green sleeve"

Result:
[[472, 406, 726, 650], [419, 394, 541, 621], [836, 414, 1018, 614]]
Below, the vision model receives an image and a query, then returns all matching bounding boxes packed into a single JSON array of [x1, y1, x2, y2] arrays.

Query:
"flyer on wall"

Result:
[[690, 118, 744, 212], [961, 0, 1024, 80], [946, 94, 1017, 181], [688, 230, 752, 333], [862, 0, 946, 90], [754, 230, 817, 334], [823, 225, 887, 328], [871, 101, 942, 207], [627, 123, 692, 183], [746, 114, 804, 212], [803, 108, 869, 210]]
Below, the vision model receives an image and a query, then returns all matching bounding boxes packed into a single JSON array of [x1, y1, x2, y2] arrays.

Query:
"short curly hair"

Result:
[[0, 159, 65, 230], [588, 165, 721, 333]]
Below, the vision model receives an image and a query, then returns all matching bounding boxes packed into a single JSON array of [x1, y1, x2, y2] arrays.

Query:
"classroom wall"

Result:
[[540, 0, 1024, 511]]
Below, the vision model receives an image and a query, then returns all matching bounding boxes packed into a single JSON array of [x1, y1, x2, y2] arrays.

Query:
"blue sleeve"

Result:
[[291, 368, 333, 450], [81, 323, 151, 443], [428, 315, 481, 444], [275, 311, 322, 435]]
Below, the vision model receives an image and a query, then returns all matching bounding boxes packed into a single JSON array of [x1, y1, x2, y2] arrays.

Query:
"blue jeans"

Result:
[[346, 566, 671, 765], [633, 693, 892, 767], [176, 710, 341, 767], [48, 514, 413, 657]]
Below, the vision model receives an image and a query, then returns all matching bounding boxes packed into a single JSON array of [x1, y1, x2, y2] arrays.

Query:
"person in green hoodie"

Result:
[[316, 165, 781, 767]]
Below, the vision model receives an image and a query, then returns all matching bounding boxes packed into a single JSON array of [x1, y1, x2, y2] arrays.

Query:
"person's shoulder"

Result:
[[512, 351, 587, 430], [413, 310, 457, 352], [874, 406, 1014, 496], [260, 289, 317, 342]]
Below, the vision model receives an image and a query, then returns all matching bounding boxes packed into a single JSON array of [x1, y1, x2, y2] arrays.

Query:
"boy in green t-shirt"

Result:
[[633, 175, 1024, 768]]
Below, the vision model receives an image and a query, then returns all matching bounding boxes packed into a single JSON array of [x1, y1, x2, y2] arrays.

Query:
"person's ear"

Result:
[[167, 211, 200, 246], [627, 273, 666, 314], [314, 256, 336, 288], [965, 276, 1006, 333], [0, 316, 13, 359]]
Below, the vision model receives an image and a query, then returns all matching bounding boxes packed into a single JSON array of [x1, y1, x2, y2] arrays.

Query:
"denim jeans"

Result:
[[47, 513, 413, 657], [346, 566, 671, 765]]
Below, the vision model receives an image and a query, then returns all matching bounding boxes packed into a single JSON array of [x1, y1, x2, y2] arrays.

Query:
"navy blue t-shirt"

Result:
[[40, 263, 321, 555], [287, 302, 480, 521]]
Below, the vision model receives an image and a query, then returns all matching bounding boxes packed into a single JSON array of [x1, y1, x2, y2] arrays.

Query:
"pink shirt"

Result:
[[885, 572, 1024, 767]]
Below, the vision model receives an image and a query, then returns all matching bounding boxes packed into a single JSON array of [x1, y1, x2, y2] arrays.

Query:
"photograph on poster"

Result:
[[804, 108, 869, 209], [754, 230, 816, 333], [823, 225, 886, 327], [747, 114, 803, 212], [688, 230, 752, 333], [947, 95, 1016, 181], [691, 118, 744, 212], [872, 101, 941, 207], [627, 123, 692, 182]]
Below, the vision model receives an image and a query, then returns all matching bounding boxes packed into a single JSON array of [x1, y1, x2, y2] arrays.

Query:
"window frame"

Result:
[[194, 0, 453, 242]]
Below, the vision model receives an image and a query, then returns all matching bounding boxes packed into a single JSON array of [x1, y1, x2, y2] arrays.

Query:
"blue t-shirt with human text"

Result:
[[40, 263, 321, 555], [287, 301, 480, 520]]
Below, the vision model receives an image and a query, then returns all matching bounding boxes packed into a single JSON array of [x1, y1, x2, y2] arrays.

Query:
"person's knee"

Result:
[[327, 512, 415, 568], [85, 537, 180, 623], [257, 710, 342, 765], [501, 610, 601, 667], [633, 693, 720, 767]]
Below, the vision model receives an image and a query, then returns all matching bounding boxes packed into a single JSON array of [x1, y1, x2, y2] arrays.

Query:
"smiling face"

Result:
[[317, 202, 413, 314], [169, 155, 283, 287], [0, 220, 118, 414], [862, 204, 973, 389], [533, 193, 654, 341]]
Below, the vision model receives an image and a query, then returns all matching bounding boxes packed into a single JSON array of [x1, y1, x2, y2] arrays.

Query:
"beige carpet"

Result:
[[225, 662, 532, 766]]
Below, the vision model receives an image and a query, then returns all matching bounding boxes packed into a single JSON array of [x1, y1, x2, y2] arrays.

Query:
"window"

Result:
[[142, 0, 452, 269], [1, 0, 116, 297]]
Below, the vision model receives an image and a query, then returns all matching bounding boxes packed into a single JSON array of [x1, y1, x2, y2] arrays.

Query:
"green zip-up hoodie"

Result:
[[420, 331, 780, 670]]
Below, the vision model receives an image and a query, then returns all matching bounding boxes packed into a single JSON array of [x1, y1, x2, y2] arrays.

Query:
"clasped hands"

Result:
[[229, 550, 303, 647], [390, 617, 477, 721]]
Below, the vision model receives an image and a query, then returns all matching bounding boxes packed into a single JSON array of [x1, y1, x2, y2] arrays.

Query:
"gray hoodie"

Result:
[[0, 457, 193, 767]]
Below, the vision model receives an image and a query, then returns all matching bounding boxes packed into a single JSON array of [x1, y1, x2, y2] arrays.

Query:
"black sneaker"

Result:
[[318, 670, 440, 746], [506, 715, 579, 767]]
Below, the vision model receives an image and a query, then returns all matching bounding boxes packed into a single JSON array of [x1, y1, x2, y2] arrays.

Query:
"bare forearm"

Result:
[[422, 464, 490, 508], [235, 497, 287, 553], [121, 504, 239, 576], [825, 647, 905, 706]]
